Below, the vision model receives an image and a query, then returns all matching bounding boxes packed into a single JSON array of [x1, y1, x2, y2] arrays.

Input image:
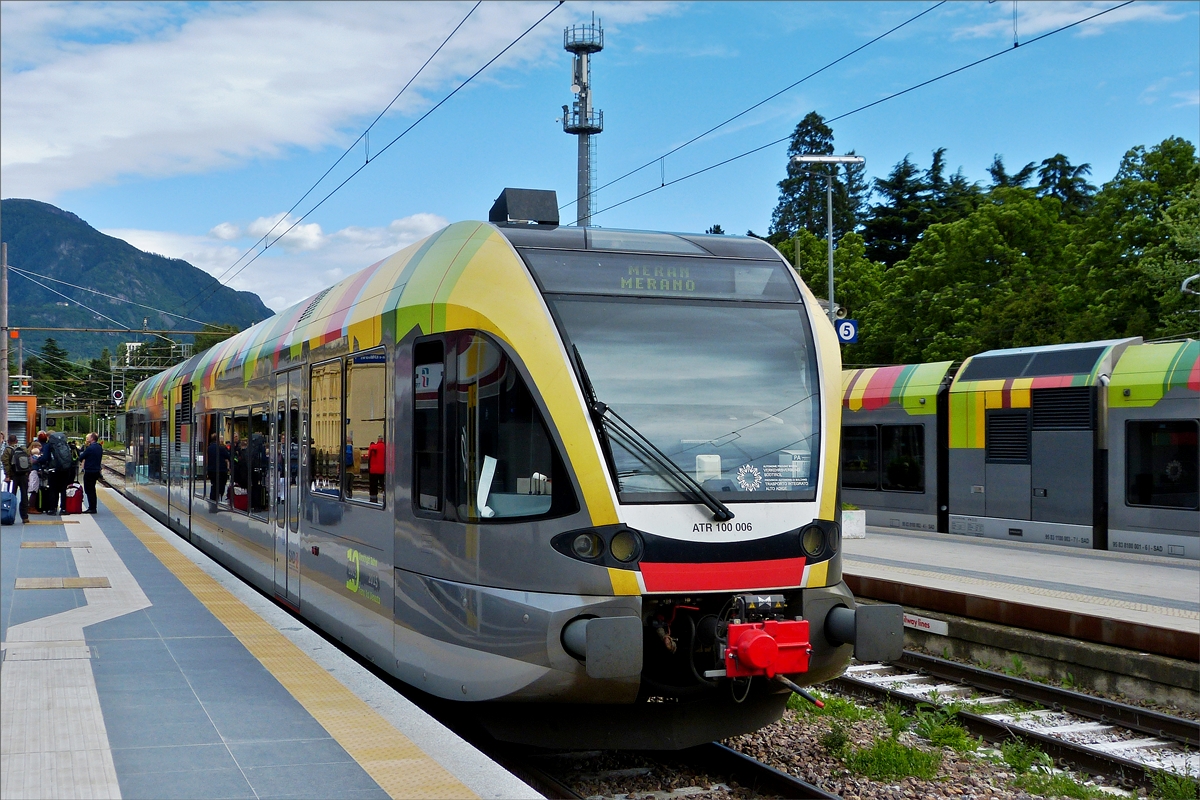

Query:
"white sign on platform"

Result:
[[902, 613, 949, 636]]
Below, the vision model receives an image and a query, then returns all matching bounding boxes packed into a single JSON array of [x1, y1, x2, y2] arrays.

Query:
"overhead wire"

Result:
[[9, 264, 212, 326], [182, 1, 563, 315], [589, 0, 1135, 220], [559, 0, 948, 214], [185, 1, 483, 303]]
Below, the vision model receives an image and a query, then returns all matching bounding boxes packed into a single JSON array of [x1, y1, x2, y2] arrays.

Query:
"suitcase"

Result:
[[65, 483, 84, 515], [1, 491, 16, 525], [231, 486, 249, 512]]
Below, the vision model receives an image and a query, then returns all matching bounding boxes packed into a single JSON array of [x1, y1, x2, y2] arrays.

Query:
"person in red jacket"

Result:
[[367, 436, 386, 504]]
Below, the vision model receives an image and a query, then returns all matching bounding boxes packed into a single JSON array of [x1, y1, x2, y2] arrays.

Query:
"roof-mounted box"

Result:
[[489, 188, 559, 226]]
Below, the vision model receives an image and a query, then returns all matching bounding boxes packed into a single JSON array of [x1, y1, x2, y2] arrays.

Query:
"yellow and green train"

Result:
[[842, 338, 1199, 558], [122, 189, 901, 749]]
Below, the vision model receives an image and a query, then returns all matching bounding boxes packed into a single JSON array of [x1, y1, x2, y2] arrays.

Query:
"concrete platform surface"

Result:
[[0, 487, 539, 800], [844, 527, 1200, 635]]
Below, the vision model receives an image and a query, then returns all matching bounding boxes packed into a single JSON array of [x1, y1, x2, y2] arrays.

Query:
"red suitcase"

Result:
[[65, 483, 84, 515], [231, 486, 249, 511]]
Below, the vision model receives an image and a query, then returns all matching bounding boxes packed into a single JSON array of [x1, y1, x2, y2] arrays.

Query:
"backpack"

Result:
[[11, 446, 31, 474], [49, 432, 73, 472]]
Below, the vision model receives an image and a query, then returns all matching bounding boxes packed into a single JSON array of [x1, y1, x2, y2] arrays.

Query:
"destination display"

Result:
[[520, 249, 800, 303]]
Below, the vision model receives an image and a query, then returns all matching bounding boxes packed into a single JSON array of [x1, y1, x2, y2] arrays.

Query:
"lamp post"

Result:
[[792, 154, 865, 327]]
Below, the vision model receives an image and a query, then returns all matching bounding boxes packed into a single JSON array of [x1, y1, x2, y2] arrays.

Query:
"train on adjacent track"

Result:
[[841, 337, 1199, 559], [121, 189, 901, 749]]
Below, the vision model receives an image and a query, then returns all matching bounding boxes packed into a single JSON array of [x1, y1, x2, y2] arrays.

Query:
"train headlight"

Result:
[[609, 529, 642, 562], [800, 524, 825, 558], [572, 532, 604, 559]]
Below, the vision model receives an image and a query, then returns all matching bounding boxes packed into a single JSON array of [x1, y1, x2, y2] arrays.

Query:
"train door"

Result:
[[274, 368, 302, 607]]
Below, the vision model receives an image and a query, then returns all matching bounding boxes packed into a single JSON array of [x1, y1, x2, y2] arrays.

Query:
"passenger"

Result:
[[68, 439, 81, 484], [80, 433, 104, 514], [2, 434, 32, 523], [368, 435, 386, 503], [36, 431, 73, 515], [207, 433, 230, 504], [344, 435, 355, 498], [27, 443, 43, 515]]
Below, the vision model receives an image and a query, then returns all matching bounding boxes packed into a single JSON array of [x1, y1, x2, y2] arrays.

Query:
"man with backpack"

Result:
[[36, 430, 75, 515], [2, 434, 32, 523]]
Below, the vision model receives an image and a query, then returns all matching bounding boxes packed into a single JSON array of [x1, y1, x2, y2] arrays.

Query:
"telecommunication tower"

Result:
[[562, 19, 603, 227]]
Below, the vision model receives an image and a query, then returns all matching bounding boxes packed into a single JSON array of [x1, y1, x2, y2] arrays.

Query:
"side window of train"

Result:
[[880, 425, 925, 493], [1126, 420, 1200, 510], [249, 406, 271, 519], [414, 339, 445, 514], [310, 359, 343, 499], [346, 349, 387, 507], [841, 426, 879, 490], [230, 408, 251, 514], [448, 331, 574, 522], [148, 420, 164, 483]]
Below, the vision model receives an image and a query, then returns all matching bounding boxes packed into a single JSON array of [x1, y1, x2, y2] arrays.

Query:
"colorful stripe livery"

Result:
[[949, 341, 1131, 449], [1109, 340, 1200, 409], [128, 222, 621, 532], [842, 362, 953, 416]]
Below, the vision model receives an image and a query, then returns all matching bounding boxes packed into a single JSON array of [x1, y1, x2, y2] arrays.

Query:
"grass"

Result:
[[1004, 655, 1028, 678], [1013, 770, 1108, 799], [912, 703, 978, 754], [787, 691, 875, 722], [1150, 766, 1200, 800], [843, 738, 941, 781], [1000, 739, 1053, 774], [883, 701, 908, 739], [820, 722, 849, 755]]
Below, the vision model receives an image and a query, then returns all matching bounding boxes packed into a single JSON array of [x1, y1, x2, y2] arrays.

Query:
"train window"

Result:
[[414, 340, 445, 513], [346, 349, 387, 507], [842, 426, 879, 490], [310, 359, 343, 499], [449, 331, 571, 521], [249, 406, 271, 519], [1126, 420, 1199, 510], [147, 421, 163, 483], [229, 408, 250, 514], [881, 425, 925, 493], [194, 414, 209, 500]]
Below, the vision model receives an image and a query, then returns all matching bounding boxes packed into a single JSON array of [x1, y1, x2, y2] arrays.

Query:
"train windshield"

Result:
[[549, 295, 821, 503]]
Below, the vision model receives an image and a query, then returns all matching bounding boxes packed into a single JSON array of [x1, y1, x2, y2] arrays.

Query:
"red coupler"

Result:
[[724, 618, 812, 678]]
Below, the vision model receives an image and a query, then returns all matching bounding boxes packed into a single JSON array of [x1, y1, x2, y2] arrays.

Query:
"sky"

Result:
[[2, 0, 1197, 315]]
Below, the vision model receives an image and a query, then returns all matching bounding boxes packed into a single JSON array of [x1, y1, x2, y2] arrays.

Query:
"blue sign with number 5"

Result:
[[836, 319, 859, 344]]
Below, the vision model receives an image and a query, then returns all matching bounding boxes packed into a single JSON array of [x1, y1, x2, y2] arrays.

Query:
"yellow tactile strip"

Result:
[[99, 492, 477, 800], [21, 541, 92, 548], [14, 577, 111, 589]]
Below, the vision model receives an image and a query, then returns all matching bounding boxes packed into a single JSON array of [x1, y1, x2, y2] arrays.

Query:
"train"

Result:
[[121, 189, 902, 749], [841, 337, 1199, 559]]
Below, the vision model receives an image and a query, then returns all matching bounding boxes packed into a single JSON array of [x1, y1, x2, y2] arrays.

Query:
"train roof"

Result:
[[842, 362, 953, 416], [1108, 339, 1200, 408], [950, 337, 1141, 392], [128, 218, 790, 410]]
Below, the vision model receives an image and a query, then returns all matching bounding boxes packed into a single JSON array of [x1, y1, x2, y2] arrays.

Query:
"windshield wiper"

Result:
[[572, 346, 734, 522]]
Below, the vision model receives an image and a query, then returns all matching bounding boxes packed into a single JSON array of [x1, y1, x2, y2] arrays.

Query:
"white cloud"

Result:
[[1174, 89, 1200, 108], [1, 1, 673, 199], [208, 221, 240, 240], [102, 211, 449, 313], [952, 1, 1184, 41]]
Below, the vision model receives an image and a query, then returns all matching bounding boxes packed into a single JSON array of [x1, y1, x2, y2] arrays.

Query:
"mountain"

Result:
[[0, 198, 272, 361]]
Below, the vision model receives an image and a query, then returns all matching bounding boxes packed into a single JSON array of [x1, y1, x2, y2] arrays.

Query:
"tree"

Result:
[[767, 112, 866, 243], [987, 155, 1036, 188], [861, 156, 924, 267], [194, 323, 239, 353], [1036, 154, 1096, 214], [1070, 137, 1200, 341]]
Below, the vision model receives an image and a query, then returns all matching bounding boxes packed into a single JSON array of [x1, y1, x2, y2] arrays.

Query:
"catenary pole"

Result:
[[826, 173, 835, 326], [1, 243, 9, 443]]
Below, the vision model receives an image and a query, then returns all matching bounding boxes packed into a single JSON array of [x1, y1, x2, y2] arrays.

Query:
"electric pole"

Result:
[[1, 242, 9, 444], [562, 18, 604, 227]]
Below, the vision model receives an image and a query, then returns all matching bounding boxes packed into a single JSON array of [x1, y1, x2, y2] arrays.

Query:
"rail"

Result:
[[836, 651, 1200, 792]]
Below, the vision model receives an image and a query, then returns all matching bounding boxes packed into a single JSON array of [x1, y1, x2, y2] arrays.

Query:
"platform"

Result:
[[844, 526, 1200, 641], [0, 486, 539, 800]]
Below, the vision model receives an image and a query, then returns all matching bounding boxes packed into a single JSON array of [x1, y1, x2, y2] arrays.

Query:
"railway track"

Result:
[[511, 742, 840, 799], [836, 650, 1200, 793]]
